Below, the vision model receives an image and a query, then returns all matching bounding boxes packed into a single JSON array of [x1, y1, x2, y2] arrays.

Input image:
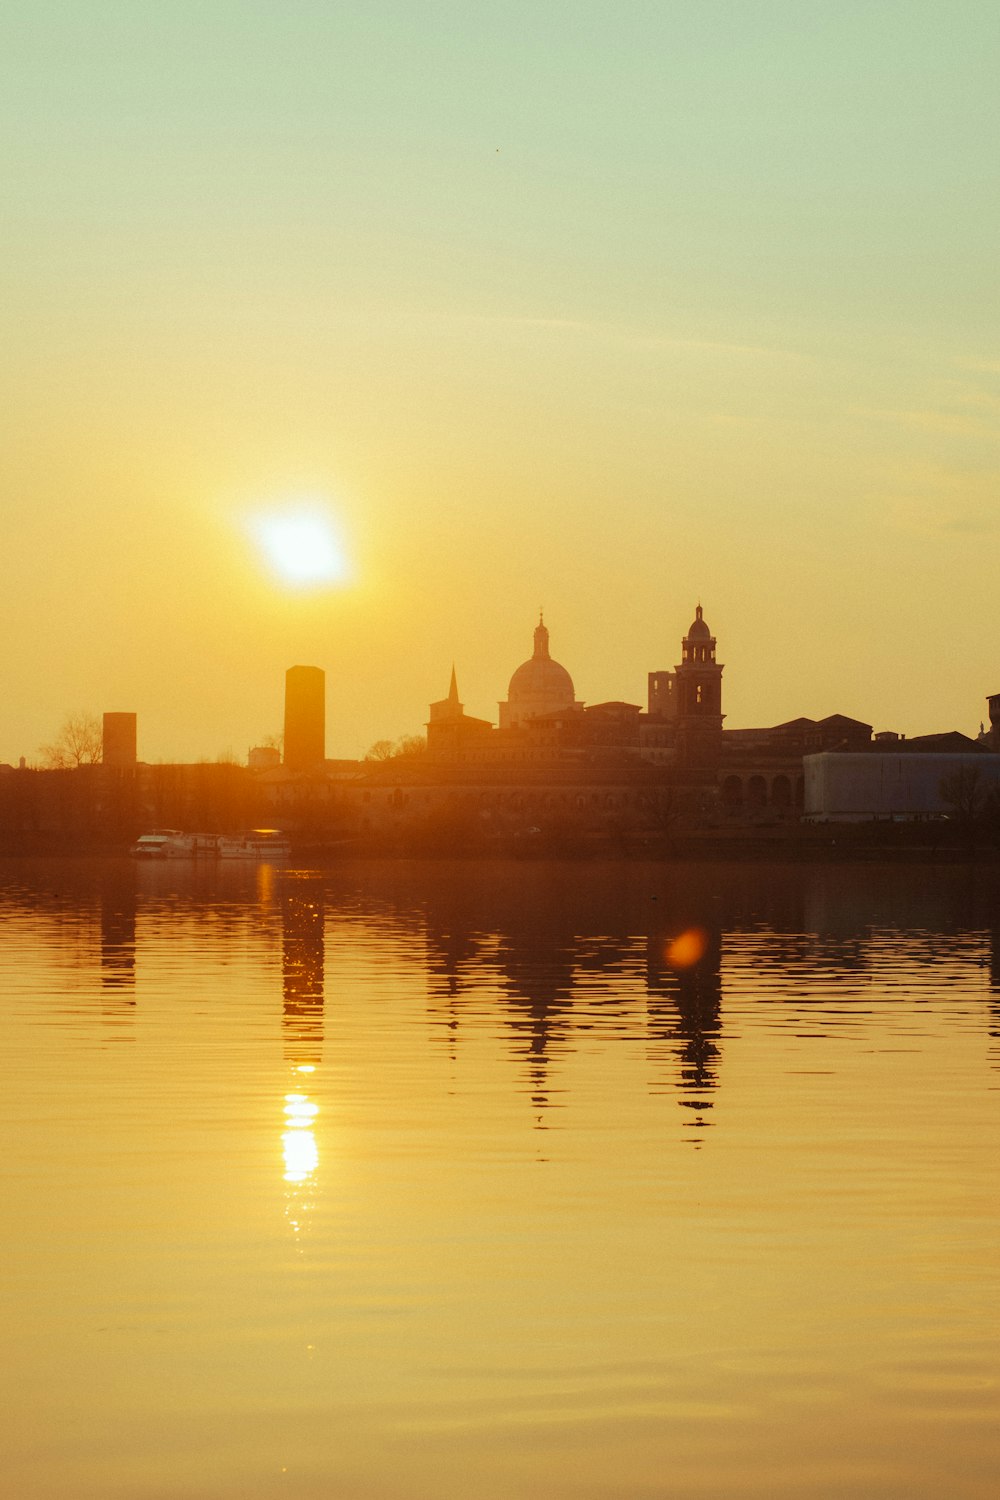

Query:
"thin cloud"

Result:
[[876, 457, 1000, 537], [453, 311, 805, 362], [856, 406, 993, 439], [953, 357, 1000, 376]]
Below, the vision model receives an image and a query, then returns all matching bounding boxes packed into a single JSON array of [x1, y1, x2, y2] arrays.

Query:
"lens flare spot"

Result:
[[665, 927, 709, 970]]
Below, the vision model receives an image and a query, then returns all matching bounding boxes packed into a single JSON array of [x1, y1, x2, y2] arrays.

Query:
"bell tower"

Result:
[[675, 605, 724, 768]]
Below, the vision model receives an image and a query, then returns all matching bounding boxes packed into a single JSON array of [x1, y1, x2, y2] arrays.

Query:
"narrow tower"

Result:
[[284, 666, 325, 770], [102, 712, 137, 768], [675, 605, 724, 769]]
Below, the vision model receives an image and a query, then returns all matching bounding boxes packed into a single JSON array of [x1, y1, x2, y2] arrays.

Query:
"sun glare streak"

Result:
[[248, 502, 348, 587]]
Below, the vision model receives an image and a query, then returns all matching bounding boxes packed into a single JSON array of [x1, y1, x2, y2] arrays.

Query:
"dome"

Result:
[[508, 654, 575, 701], [499, 616, 579, 728], [686, 604, 711, 639]]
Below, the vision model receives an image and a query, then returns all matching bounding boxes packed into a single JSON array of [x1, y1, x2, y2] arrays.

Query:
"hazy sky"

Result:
[[2, 2, 998, 762]]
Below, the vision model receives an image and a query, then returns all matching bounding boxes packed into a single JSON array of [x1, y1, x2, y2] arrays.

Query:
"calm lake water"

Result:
[[2, 857, 998, 1499]]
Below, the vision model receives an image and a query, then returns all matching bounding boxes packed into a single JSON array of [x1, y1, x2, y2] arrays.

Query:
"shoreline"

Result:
[[1, 829, 998, 865]]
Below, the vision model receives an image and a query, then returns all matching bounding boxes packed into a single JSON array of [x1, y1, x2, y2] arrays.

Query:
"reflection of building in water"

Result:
[[281, 879, 325, 1066], [496, 918, 577, 1119], [99, 869, 137, 1019], [646, 924, 722, 1134], [420, 868, 583, 1121], [417, 866, 778, 1130], [424, 885, 490, 1061], [989, 911, 1000, 1059]]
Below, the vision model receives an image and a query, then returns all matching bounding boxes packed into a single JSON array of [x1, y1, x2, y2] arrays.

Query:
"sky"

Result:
[[2, 2, 998, 763]]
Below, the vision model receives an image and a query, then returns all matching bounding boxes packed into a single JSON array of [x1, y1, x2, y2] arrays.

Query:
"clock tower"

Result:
[[675, 605, 724, 769]]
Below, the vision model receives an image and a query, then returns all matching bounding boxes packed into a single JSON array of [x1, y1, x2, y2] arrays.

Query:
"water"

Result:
[[2, 857, 998, 1499]]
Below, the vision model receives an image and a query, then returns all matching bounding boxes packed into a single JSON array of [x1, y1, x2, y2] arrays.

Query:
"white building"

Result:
[[804, 751, 1000, 822]]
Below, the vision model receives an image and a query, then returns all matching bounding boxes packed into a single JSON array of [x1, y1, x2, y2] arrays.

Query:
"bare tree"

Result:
[[40, 712, 103, 769], [364, 738, 397, 762], [365, 734, 427, 762], [394, 734, 427, 759], [939, 765, 985, 823]]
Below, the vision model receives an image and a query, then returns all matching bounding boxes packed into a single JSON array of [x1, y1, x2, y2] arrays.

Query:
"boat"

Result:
[[131, 828, 291, 861], [216, 829, 292, 861], [162, 833, 219, 858], [130, 830, 184, 858]]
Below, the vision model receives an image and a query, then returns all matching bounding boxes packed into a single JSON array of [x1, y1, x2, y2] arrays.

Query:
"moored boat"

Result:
[[162, 833, 220, 858], [131, 828, 291, 861], [130, 830, 184, 858], [216, 829, 292, 861]]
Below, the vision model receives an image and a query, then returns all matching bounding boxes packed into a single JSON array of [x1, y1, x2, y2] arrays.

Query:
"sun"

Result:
[[249, 504, 348, 587]]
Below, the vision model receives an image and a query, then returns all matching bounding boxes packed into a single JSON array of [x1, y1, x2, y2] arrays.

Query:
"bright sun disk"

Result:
[[249, 506, 347, 586]]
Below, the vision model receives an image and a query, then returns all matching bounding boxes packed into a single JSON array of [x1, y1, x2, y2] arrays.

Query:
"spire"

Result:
[[533, 612, 550, 659], [448, 664, 459, 705]]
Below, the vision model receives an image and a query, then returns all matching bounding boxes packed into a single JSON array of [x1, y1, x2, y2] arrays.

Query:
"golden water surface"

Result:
[[1, 858, 998, 1499]]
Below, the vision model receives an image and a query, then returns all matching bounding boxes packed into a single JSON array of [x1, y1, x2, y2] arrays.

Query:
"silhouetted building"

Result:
[[717, 714, 872, 817], [499, 615, 582, 728], [102, 712, 137, 768], [284, 666, 325, 771], [674, 605, 725, 770], [642, 605, 724, 774], [426, 667, 494, 759], [247, 605, 995, 841], [988, 693, 1000, 753]]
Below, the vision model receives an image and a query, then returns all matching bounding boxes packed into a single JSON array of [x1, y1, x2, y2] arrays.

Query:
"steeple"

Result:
[[429, 665, 464, 724], [533, 611, 550, 660]]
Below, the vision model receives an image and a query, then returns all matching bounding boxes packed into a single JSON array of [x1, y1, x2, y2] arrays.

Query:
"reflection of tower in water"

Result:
[[280, 878, 325, 1201], [989, 910, 1000, 1064], [282, 880, 325, 1067], [647, 923, 723, 1137], [100, 868, 137, 1026]]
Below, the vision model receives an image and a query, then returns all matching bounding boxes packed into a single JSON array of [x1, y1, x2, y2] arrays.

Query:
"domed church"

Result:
[[499, 614, 583, 729]]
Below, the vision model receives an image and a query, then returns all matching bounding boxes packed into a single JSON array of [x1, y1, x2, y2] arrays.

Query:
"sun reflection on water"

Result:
[[283, 1079, 320, 1185], [282, 1062, 321, 1243]]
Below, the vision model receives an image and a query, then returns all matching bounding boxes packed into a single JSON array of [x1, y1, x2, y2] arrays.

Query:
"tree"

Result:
[[394, 734, 427, 759], [40, 712, 103, 769], [939, 765, 985, 824], [364, 734, 427, 762], [364, 739, 396, 762]]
